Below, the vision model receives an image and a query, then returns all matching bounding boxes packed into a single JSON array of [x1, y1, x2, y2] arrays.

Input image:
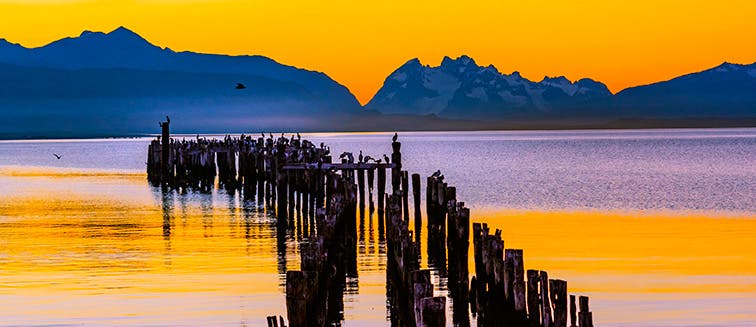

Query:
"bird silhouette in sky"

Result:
[[236, 83, 247, 90], [53, 153, 62, 160]]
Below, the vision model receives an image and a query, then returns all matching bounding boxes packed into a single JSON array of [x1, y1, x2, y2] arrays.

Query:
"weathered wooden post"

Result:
[[527, 269, 541, 326], [578, 296, 594, 327], [367, 168, 375, 213], [570, 295, 577, 327], [377, 166, 386, 225], [541, 271, 553, 327], [401, 170, 409, 222], [285, 270, 320, 327], [357, 168, 365, 212], [391, 138, 402, 195], [276, 143, 288, 225], [418, 297, 446, 327], [160, 119, 170, 185], [288, 171, 296, 223], [550, 279, 568, 327], [411, 173, 421, 229], [506, 249, 527, 316]]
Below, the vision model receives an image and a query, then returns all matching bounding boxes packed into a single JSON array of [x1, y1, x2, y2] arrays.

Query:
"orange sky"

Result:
[[1, 0, 755, 104]]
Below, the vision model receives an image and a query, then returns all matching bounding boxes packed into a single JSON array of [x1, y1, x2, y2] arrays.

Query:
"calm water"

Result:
[[0, 129, 755, 326]]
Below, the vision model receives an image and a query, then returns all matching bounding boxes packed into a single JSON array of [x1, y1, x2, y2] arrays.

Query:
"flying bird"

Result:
[[392, 132, 398, 142], [236, 83, 247, 90], [53, 153, 62, 160]]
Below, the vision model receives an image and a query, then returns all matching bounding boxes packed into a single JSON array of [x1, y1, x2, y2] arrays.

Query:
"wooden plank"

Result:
[[282, 163, 397, 170]]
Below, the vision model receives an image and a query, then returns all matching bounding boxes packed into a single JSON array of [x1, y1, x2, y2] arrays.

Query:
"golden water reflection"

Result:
[[0, 168, 754, 326]]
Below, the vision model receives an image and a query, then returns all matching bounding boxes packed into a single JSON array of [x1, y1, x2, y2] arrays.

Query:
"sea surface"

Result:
[[0, 128, 754, 326]]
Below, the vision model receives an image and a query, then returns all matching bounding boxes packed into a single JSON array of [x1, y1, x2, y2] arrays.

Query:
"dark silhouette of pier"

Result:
[[147, 118, 596, 327]]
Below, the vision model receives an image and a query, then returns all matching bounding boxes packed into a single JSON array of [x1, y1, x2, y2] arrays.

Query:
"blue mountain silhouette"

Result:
[[0, 27, 362, 136]]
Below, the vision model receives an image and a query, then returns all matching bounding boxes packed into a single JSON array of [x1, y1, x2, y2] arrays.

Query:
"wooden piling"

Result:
[[570, 295, 577, 327], [541, 271, 553, 327], [377, 167, 386, 225], [357, 168, 365, 211], [411, 173, 421, 229], [160, 119, 170, 185], [527, 269, 541, 326], [390, 141, 402, 195], [401, 170, 409, 222], [550, 279, 568, 327], [578, 296, 593, 327]]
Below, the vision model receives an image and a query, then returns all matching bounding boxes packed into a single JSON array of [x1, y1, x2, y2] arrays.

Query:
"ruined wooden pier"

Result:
[[147, 118, 596, 327]]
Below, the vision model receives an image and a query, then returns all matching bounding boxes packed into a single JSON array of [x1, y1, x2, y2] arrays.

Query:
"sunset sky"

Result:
[[1, 0, 755, 104]]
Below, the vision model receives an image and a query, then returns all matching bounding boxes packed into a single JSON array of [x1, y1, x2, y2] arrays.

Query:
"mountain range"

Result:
[[0, 27, 754, 137], [366, 55, 613, 119], [0, 27, 362, 136], [367, 55, 756, 121]]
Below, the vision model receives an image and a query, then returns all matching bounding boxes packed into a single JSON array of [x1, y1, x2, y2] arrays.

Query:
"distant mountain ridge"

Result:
[[0, 27, 754, 137], [0, 27, 358, 107], [367, 55, 756, 120], [0, 27, 363, 136], [614, 62, 756, 118], [366, 55, 612, 119]]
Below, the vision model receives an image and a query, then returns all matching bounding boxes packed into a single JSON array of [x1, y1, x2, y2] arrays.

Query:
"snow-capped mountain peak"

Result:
[[366, 55, 612, 118]]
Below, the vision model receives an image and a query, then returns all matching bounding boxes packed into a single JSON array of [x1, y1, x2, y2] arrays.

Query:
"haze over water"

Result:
[[1, 128, 754, 326]]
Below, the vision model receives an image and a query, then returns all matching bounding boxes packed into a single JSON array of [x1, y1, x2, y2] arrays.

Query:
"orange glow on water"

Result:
[[0, 168, 754, 324]]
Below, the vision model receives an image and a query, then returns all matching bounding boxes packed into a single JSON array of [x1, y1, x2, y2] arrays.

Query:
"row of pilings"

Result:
[[147, 119, 596, 327]]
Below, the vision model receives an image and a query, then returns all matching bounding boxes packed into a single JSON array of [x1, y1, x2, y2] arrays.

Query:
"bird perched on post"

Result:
[[392, 132, 398, 143], [358, 151, 363, 163], [166, 116, 170, 124], [432, 170, 445, 181], [383, 154, 390, 164], [339, 152, 354, 163]]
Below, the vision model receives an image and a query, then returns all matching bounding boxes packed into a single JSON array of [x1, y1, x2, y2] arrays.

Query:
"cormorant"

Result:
[[392, 132, 398, 142], [358, 151, 363, 163], [383, 154, 390, 163]]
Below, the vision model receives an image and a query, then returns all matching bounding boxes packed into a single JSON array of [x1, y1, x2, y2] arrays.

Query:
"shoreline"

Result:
[[1, 121, 754, 141]]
